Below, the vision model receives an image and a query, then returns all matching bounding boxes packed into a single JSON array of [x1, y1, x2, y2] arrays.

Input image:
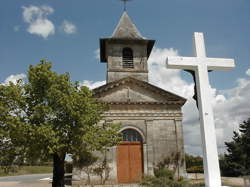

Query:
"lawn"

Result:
[[0, 165, 52, 177]]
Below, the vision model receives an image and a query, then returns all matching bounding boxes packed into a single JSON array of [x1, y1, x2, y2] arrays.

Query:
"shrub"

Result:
[[140, 168, 190, 187], [154, 168, 174, 179], [186, 166, 203, 173]]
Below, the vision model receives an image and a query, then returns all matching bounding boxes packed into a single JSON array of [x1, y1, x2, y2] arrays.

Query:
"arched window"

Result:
[[121, 129, 142, 142], [122, 48, 134, 68]]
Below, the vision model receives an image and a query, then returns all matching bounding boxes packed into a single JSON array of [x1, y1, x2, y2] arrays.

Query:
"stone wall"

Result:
[[73, 78, 186, 184], [102, 103, 186, 181]]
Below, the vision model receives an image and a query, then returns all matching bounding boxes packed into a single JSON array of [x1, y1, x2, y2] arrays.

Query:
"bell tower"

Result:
[[100, 12, 155, 83]]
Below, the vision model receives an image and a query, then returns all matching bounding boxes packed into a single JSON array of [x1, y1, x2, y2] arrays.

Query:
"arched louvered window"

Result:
[[121, 129, 142, 142], [122, 48, 134, 68]]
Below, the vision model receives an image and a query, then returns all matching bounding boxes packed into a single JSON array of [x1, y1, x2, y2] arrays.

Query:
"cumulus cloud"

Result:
[[148, 48, 194, 98], [147, 48, 201, 155], [148, 47, 250, 156], [87, 47, 250, 156], [61, 20, 77, 34], [81, 80, 106, 90], [1, 74, 26, 85], [22, 5, 55, 39], [246, 69, 250, 76], [94, 49, 100, 61], [214, 78, 250, 145]]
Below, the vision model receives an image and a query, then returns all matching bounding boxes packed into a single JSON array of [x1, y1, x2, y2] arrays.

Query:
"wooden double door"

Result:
[[117, 141, 143, 183]]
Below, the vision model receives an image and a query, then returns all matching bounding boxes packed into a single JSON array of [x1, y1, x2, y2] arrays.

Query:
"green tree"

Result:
[[0, 139, 23, 173], [221, 118, 250, 177], [0, 60, 121, 187]]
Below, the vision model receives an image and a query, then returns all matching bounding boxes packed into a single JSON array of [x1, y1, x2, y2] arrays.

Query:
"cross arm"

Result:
[[166, 56, 199, 70], [166, 56, 235, 71], [206, 58, 235, 71]]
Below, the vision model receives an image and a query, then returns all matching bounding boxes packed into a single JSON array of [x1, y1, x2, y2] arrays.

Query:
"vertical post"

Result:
[[195, 65, 221, 187], [167, 32, 235, 187], [193, 32, 206, 58], [193, 32, 221, 187]]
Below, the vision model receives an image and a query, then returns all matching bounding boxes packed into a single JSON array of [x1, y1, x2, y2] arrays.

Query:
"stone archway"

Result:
[[117, 128, 143, 183]]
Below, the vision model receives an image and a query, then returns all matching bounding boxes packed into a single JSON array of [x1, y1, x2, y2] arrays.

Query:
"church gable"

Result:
[[93, 77, 186, 105]]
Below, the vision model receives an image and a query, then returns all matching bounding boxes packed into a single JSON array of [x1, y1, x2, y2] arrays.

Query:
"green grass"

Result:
[[0, 165, 52, 177]]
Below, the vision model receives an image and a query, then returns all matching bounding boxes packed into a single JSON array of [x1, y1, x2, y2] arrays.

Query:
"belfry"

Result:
[[75, 11, 187, 184], [99, 11, 154, 83]]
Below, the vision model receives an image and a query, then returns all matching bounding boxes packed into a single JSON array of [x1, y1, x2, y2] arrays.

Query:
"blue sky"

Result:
[[1, 0, 250, 155], [1, 0, 249, 88]]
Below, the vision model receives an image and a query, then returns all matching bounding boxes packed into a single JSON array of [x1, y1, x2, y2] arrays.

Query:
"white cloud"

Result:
[[61, 20, 77, 34], [246, 69, 250, 76], [148, 47, 250, 156], [213, 78, 250, 145], [81, 80, 106, 90], [22, 5, 53, 23], [148, 47, 194, 98], [22, 5, 55, 39], [94, 49, 100, 61], [1, 74, 26, 85], [88, 47, 250, 156], [27, 19, 55, 39], [148, 48, 202, 155]]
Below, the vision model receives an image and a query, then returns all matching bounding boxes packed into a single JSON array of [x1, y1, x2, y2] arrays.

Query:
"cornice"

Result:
[[97, 101, 184, 105], [102, 112, 183, 118], [108, 69, 148, 73]]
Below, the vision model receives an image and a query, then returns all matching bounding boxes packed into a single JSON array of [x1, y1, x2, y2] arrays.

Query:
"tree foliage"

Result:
[[0, 60, 121, 186], [220, 118, 250, 177], [0, 139, 22, 173]]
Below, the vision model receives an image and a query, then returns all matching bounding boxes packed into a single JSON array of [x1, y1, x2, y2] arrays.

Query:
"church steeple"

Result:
[[100, 12, 155, 83], [112, 11, 143, 39]]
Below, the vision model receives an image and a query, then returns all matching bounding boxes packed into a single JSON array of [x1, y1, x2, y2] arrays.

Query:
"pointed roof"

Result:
[[111, 11, 144, 39], [99, 12, 155, 62]]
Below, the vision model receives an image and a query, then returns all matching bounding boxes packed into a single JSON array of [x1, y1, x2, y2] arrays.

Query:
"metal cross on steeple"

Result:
[[120, 0, 132, 11]]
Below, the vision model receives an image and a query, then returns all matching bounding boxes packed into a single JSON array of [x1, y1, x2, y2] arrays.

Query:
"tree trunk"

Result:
[[52, 153, 65, 187]]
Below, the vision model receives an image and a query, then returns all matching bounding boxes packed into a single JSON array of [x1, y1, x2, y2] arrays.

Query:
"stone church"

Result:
[[75, 11, 186, 184]]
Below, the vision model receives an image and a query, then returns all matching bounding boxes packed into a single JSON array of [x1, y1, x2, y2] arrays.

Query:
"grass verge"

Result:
[[0, 166, 52, 177]]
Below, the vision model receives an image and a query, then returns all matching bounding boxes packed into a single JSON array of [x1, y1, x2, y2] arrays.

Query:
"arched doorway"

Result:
[[117, 128, 143, 183]]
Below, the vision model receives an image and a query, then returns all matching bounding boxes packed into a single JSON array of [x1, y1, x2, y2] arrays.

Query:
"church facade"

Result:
[[75, 12, 187, 184]]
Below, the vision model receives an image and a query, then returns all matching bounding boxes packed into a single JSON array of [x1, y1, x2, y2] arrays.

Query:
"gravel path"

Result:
[[0, 181, 51, 187], [188, 173, 246, 186]]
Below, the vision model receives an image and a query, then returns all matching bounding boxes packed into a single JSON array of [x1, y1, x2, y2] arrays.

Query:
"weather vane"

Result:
[[120, 0, 132, 11]]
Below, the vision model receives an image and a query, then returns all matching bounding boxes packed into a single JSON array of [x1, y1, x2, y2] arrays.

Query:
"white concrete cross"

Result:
[[166, 32, 235, 187]]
